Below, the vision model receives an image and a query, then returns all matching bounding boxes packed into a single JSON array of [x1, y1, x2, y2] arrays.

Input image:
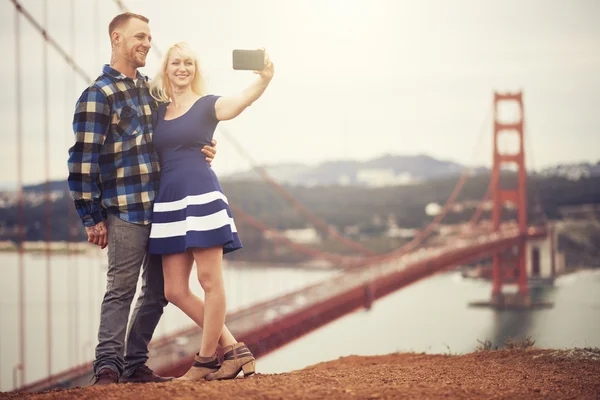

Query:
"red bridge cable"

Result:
[[468, 186, 490, 228], [14, 4, 26, 388], [220, 131, 478, 265], [219, 127, 378, 256], [87, 0, 97, 364], [8, 0, 93, 84], [42, 0, 53, 382], [523, 125, 549, 225], [229, 205, 356, 265], [230, 165, 470, 269], [240, 169, 487, 269], [347, 109, 494, 268], [10, 0, 92, 375], [345, 172, 471, 270], [72, 0, 81, 366], [401, 173, 469, 253]]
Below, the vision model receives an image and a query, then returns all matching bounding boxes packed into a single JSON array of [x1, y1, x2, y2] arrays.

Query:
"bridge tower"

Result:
[[490, 91, 530, 306]]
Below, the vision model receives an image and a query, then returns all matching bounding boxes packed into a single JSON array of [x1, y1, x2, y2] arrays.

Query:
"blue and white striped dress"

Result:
[[148, 95, 242, 255]]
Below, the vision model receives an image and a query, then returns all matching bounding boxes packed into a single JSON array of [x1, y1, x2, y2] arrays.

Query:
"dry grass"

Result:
[[475, 336, 536, 351], [504, 336, 536, 350]]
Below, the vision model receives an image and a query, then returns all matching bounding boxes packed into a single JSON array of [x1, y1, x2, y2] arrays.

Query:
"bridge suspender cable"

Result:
[[229, 204, 357, 265], [219, 125, 492, 267], [87, 0, 99, 364], [348, 109, 494, 269], [42, 0, 53, 382], [67, 0, 81, 368], [468, 185, 490, 228], [14, 1, 26, 389], [523, 124, 549, 225], [9, 0, 102, 376], [400, 173, 470, 253], [8, 0, 93, 84], [345, 173, 472, 270]]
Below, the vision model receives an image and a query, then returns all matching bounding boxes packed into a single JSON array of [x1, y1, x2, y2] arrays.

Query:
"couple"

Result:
[[67, 12, 274, 385]]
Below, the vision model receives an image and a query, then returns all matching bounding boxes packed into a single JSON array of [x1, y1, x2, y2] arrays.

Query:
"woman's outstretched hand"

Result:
[[255, 48, 274, 81], [214, 49, 274, 121]]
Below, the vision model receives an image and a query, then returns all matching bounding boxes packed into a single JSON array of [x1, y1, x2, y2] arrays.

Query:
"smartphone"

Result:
[[232, 49, 265, 71]]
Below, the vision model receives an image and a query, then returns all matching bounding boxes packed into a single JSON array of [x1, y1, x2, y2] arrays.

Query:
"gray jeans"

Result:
[[93, 213, 167, 377]]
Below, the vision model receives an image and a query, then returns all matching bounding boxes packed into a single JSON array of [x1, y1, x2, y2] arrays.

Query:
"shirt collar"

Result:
[[102, 64, 148, 82]]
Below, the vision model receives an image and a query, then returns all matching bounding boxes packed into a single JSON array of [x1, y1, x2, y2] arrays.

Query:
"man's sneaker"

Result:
[[119, 364, 173, 383], [93, 368, 119, 386]]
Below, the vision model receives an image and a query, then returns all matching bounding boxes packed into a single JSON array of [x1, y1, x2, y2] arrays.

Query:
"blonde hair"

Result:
[[150, 42, 206, 102]]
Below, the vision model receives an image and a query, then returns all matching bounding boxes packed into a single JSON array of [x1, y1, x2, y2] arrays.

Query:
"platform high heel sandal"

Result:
[[176, 353, 221, 381], [205, 342, 255, 381]]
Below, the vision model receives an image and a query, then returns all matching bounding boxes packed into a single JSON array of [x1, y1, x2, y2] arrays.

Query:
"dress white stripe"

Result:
[[150, 209, 238, 238], [153, 191, 229, 213]]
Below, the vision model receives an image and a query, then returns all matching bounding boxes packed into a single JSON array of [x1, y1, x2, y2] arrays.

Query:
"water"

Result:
[[257, 268, 600, 373], [0, 251, 333, 391], [1, 252, 599, 391]]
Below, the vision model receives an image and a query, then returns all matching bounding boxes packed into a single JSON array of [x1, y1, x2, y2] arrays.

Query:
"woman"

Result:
[[148, 42, 274, 381]]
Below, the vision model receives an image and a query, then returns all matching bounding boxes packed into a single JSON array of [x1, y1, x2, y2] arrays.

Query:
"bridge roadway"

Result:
[[20, 226, 546, 392]]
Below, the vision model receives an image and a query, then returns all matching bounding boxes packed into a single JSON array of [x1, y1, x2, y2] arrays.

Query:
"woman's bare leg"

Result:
[[190, 246, 227, 357], [162, 251, 236, 348]]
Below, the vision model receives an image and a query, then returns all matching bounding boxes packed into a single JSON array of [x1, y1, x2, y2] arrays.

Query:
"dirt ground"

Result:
[[3, 348, 600, 399]]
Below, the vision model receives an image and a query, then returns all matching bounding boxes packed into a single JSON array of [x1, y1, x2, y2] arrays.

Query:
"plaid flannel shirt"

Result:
[[68, 64, 161, 227]]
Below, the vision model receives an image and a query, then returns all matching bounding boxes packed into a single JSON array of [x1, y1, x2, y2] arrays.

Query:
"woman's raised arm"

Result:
[[214, 49, 274, 121]]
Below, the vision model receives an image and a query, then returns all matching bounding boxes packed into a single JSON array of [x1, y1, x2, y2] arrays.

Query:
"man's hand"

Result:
[[201, 139, 218, 167], [85, 221, 108, 249]]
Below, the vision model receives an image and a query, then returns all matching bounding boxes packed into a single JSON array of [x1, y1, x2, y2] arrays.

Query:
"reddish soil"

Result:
[[3, 348, 599, 399]]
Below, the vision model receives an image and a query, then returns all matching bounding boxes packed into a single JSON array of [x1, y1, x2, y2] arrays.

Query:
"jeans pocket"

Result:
[[113, 218, 150, 251]]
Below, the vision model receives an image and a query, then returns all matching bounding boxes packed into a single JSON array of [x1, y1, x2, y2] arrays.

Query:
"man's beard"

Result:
[[127, 45, 147, 68], [131, 53, 147, 68]]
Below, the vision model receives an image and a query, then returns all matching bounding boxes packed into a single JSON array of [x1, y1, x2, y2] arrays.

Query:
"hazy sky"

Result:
[[0, 0, 599, 185]]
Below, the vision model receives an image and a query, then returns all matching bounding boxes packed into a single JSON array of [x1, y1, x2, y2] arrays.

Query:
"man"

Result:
[[67, 12, 217, 385]]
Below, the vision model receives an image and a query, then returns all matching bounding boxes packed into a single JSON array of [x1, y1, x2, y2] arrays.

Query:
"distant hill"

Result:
[[23, 181, 69, 192], [2, 157, 597, 193], [0, 181, 68, 192], [539, 162, 600, 181], [222, 154, 488, 187], [1, 172, 600, 262]]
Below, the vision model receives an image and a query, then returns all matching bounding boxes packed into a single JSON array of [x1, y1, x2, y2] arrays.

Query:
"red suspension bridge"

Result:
[[4, 0, 557, 393]]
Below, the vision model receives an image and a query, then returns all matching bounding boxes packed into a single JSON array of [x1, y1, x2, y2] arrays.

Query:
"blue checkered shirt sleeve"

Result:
[[67, 87, 110, 227]]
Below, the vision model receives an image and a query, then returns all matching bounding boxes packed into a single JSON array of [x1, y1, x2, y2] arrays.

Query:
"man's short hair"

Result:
[[108, 12, 149, 38]]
